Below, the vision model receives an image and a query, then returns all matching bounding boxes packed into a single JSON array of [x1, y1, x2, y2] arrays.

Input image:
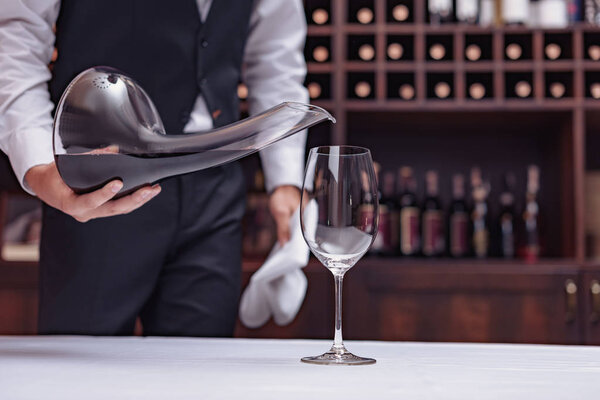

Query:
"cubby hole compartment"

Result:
[[346, 111, 573, 258], [386, 0, 414, 23], [426, 34, 454, 61], [505, 72, 534, 99], [464, 34, 493, 62], [386, 35, 414, 61], [305, 73, 332, 100], [387, 73, 416, 100], [348, 0, 376, 24], [543, 33, 573, 60], [305, 0, 332, 26], [348, 35, 376, 62], [465, 72, 494, 100], [305, 36, 331, 63], [585, 71, 600, 99], [504, 34, 533, 61], [426, 72, 454, 99], [544, 71, 573, 99], [584, 32, 600, 61], [347, 72, 376, 99]]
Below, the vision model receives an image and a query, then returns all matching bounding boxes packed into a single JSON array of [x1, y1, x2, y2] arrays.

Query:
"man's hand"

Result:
[[25, 162, 161, 223], [268, 185, 301, 246]]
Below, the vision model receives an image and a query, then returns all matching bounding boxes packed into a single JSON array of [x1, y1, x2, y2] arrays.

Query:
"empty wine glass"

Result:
[[300, 146, 378, 365]]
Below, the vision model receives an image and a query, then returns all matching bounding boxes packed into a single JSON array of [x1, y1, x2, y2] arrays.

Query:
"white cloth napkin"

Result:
[[239, 205, 315, 328]]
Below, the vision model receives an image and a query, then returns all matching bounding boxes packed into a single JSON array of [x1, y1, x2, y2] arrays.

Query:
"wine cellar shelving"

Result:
[[298, 0, 600, 264]]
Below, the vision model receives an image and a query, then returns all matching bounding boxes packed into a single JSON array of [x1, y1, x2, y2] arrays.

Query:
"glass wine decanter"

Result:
[[53, 66, 335, 196]]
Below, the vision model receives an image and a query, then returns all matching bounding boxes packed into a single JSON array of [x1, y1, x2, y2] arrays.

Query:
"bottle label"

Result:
[[450, 212, 468, 256], [473, 227, 489, 258], [360, 204, 376, 235], [370, 205, 387, 251], [501, 214, 515, 257], [400, 207, 420, 255], [423, 210, 444, 256]]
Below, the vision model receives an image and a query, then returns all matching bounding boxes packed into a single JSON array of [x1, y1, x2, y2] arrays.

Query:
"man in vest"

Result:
[[0, 0, 308, 336]]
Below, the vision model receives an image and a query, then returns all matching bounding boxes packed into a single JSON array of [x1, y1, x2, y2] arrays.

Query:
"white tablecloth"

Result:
[[1, 336, 599, 399]]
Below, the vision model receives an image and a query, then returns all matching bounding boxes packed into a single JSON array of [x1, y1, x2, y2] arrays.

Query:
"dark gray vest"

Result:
[[50, 0, 254, 133]]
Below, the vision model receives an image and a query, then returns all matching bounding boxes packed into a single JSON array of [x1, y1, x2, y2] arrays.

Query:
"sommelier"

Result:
[[0, 0, 308, 336]]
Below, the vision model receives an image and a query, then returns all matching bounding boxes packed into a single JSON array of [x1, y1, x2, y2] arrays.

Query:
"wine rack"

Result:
[[300, 0, 600, 264]]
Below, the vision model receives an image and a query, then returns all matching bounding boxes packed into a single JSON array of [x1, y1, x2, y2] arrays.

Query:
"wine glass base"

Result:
[[301, 350, 376, 365]]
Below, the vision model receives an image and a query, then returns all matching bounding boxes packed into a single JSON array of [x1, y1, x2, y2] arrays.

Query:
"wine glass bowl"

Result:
[[300, 146, 378, 365]]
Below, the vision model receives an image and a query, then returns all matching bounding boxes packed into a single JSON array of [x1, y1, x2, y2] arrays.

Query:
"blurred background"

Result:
[[3, 0, 600, 344]]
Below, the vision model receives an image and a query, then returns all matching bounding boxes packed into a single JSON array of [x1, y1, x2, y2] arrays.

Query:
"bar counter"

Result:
[[1, 336, 599, 399]]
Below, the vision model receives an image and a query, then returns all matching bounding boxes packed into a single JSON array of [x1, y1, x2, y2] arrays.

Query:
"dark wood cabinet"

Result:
[[581, 266, 600, 345]]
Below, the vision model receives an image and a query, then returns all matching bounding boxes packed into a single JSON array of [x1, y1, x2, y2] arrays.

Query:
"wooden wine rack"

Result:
[[301, 0, 600, 262]]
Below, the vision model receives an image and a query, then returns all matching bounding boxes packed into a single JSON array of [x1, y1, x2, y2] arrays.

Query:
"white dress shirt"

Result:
[[0, 0, 308, 195]]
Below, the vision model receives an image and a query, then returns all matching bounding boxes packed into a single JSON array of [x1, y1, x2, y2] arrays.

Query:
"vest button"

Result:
[[201, 39, 209, 48]]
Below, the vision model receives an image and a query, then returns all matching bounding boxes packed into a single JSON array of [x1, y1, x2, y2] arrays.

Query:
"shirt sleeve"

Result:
[[0, 0, 60, 195], [242, 0, 309, 193]]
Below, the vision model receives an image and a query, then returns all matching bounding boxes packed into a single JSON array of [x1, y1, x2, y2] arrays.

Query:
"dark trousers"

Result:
[[38, 163, 245, 336]]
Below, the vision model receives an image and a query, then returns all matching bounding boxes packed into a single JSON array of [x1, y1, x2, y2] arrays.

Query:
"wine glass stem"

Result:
[[333, 272, 345, 353]]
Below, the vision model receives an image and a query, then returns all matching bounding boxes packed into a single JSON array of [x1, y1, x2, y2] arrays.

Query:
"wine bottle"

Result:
[[503, 0, 530, 25], [591, 82, 600, 99], [358, 44, 375, 61], [538, 0, 568, 27], [522, 165, 540, 261], [243, 170, 276, 256], [589, 45, 600, 61], [398, 167, 420, 256], [429, 0, 454, 24], [505, 43, 523, 60], [54, 67, 335, 196], [449, 174, 469, 257], [237, 83, 248, 100], [545, 43, 562, 60], [392, 4, 410, 22], [312, 8, 329, 25], [515, 80, 532, 98], [367, 163, 384, 255], [465, 44, 482, 61], [429, 43, 446, 60], [399, 84, 416, 100], [471, 167, 490, 258], [357, 7, 374, 24], [457, 0, 479, 23], [499, 173, 516, 258], [387, 43, 404, 60], [479, 0, 496, 26], [421, 171, 445, 257], [378, 171, 400, 256], [549, 82, 565, 98], [313, 46, 329, 62], [434, 81, 452, 99], [469, 83, 486, 100], [355, 81, 372, 98], [308, 82, 322, 99]]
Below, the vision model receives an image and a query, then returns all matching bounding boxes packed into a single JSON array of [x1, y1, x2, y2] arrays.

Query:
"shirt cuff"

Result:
[[6, 126, 55, 195], [259, 130, 306, 193]]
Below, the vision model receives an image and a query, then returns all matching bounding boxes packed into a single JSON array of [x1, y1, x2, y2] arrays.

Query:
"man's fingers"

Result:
[[89, 184, 161, 219], [67, 180, 123, 215]]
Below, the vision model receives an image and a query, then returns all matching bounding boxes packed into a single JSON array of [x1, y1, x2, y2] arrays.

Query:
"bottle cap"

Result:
[[469, 83, 486, 100], [355, 81, 371, 98], [506, 43, 523, 60], [358, 44, 375, 61], [357, 7, 374, 24], [393, 4, 410, 22], [465, 44, 482, 61], [387, 43, 404, 60], [429, 43, 446, 60], [312, 8, 329, 25]]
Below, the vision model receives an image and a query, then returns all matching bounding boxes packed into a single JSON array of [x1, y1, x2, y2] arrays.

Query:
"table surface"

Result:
[[1, 336, 599, 399]]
